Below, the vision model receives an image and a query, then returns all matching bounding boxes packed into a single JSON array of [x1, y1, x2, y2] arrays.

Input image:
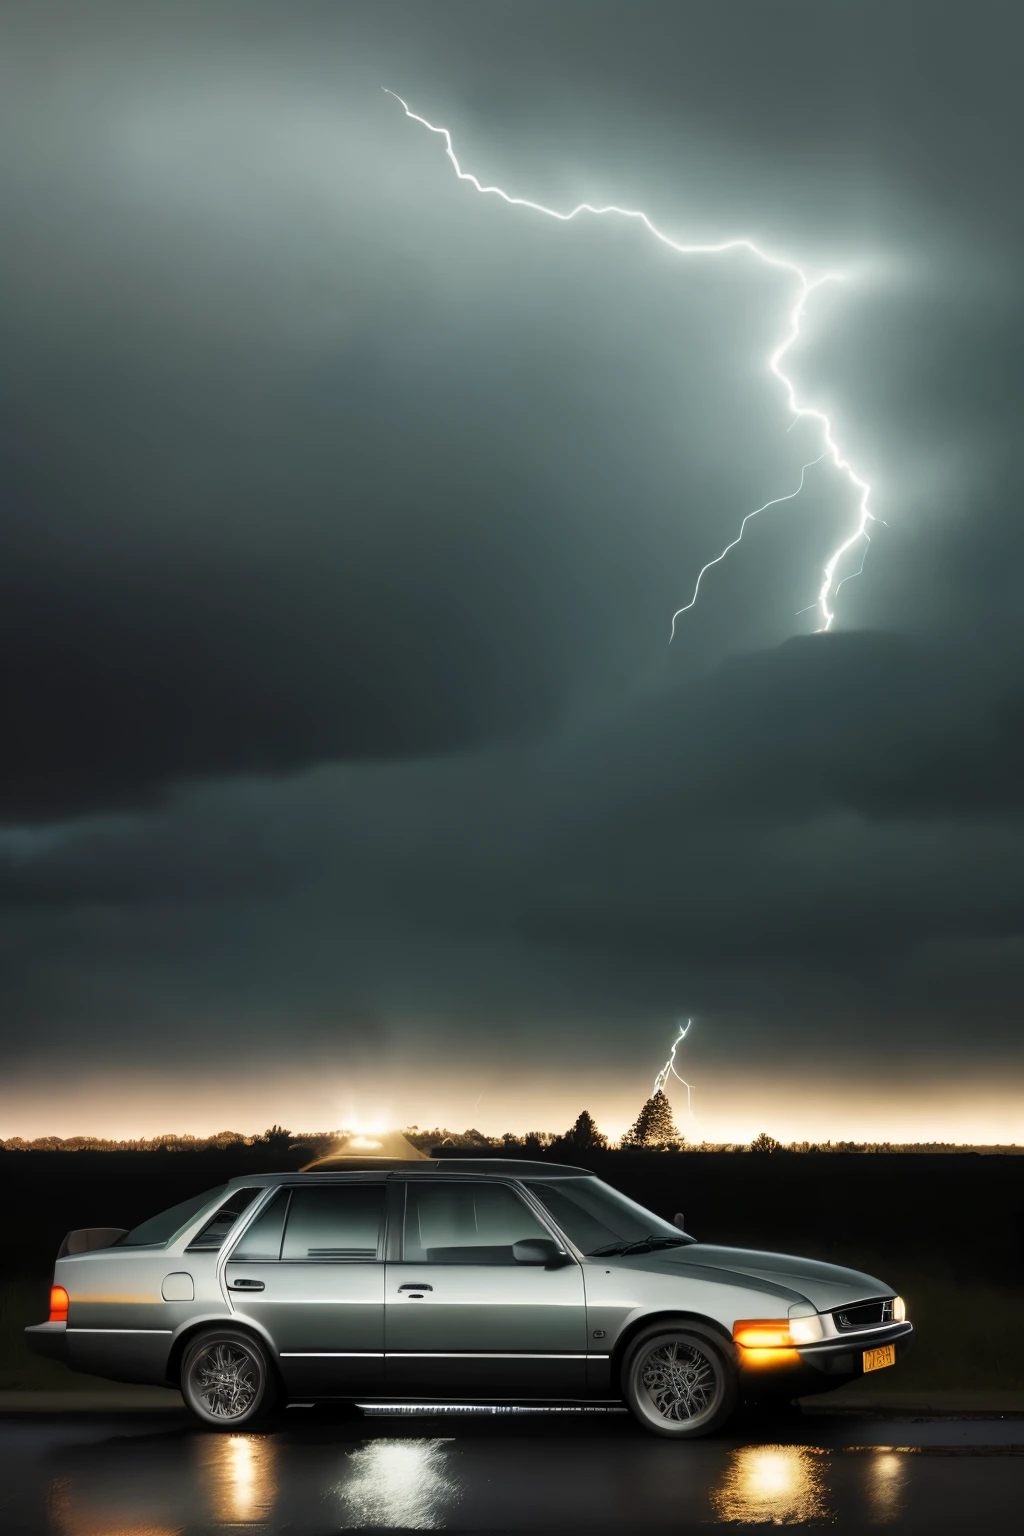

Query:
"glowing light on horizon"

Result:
[[5, 1072, 1021, 1147], [384, 89, 876, 635], [343, 1112, 393, 1137]]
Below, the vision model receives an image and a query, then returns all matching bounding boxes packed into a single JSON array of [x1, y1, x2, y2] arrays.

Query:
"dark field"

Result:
[[3, 1149, 1021, 1390]]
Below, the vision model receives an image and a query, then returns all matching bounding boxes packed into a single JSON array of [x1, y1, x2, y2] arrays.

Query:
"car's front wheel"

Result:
[[180, 1328, 278, 1428], [621, 1324, 737, 1438]]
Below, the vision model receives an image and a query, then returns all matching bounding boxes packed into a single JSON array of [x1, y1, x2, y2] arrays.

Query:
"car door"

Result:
[[385, 1179, 587, 1399], [224, 1180, 386, 1395]]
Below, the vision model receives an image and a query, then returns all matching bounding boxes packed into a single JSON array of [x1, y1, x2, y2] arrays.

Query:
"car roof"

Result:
[[223, 1157, 590, 1188]]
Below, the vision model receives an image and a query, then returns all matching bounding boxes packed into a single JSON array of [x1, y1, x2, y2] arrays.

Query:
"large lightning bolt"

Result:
[[654, 1018, 695, 1116], [385, 90, 875, 635]]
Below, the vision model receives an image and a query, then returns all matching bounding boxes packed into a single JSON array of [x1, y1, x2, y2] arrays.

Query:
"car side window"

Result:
[[403, 1182, 550, 1264], [280, 1185, 385, 1262], [230, 1189, 291, 1262], [186, 1187, 261, 1252], [120, 1186, 226, 1248]]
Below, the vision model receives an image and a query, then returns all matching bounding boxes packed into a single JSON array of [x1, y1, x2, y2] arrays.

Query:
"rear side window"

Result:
[[230, 1189, 291, 1262], [121, 1186, 226, 1248], [186, 1187, 261, 1252], [281, 1185, 384, 1261]]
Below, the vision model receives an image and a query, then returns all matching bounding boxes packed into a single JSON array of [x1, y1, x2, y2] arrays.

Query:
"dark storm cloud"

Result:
[[665, 635, 1024, 822], [2, 631, 1013, 891], [1, 0, 1023, 1088], [3, 634, 1023, 1022]]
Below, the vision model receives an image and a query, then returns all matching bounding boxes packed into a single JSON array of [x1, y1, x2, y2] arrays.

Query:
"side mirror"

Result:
[[513, 1238, 571, 1268]]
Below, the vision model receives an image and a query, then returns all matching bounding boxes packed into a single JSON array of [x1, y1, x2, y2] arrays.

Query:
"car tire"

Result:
[[621, 1324, 737, 1438], [180, 1327, 278, 1428]]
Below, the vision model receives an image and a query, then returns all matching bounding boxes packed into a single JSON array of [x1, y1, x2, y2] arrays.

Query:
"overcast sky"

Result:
[[1, 0, 1022, 1141]]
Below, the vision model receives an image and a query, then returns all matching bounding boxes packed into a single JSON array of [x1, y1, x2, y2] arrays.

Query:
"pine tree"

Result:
[[622, 1090, 680, 1149], [559, 1110, 608, 1153]]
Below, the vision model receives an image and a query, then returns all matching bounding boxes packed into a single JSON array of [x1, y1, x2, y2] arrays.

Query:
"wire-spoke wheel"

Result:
[[181, 1328, 275, 1428], [622, 1326, 736, 1438]]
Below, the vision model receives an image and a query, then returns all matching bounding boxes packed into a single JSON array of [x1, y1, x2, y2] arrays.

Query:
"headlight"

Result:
[[788, 1313, 827, 1346], [892, 1295, 906, 1322]]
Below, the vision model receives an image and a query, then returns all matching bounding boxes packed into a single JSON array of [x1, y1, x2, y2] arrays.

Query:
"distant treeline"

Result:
[[1, 1115, 1019, 1157], [0, 1125, 329, 1156]]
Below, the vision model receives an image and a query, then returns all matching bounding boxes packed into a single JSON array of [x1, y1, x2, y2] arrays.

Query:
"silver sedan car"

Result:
[[26, 1157, 912, 1436]]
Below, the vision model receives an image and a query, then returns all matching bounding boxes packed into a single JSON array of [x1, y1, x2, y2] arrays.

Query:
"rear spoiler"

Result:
[[57, 1227, 128, 1258]]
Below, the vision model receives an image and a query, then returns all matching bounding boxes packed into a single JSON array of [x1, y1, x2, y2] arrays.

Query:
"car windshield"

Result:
[[523, 1176, 692, 1256], [120, 1186, 226, 1247]]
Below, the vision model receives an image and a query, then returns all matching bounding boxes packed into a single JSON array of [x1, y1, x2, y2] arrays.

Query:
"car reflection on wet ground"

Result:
[[2, 1405, 1024, 1533]]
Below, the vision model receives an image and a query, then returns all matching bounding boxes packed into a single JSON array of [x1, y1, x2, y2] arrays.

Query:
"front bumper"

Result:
[[738, 1321, 914, 1396], [799, 1320, 914, 1375], [24, 1322, 68, 1363]]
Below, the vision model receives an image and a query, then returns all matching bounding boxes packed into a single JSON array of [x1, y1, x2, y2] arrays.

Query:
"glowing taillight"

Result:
[[49, 1285, 69, 1323]]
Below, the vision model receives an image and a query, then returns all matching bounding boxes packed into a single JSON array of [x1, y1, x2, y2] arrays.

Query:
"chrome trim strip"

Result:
[[386, 1352, 601, 1360], [279, 1350, 608, 1360], [224, 1297, 383, 1304], [66, 1328, 173, 1335], [280, 1351, 384, 1358]]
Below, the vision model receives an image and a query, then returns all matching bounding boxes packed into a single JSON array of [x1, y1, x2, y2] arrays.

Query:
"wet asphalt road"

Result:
[[2, 1404, 1022, 1534]]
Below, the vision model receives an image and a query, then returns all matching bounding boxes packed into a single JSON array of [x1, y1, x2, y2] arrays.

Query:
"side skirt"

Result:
[[356, 1401, 628, 1417]]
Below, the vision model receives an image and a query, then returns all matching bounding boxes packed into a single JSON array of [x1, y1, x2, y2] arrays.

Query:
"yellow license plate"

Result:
[[863, 1343, 896, 1373]]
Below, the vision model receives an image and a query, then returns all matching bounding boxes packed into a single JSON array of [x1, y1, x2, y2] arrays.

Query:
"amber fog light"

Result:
[[732, 1320, 793, 1349]]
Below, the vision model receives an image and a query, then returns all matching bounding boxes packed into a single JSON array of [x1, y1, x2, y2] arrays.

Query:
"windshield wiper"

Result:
[[588, 1235, 690, 1257]]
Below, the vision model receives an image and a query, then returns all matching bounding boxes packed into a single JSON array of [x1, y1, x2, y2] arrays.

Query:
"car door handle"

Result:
[[228, 1279, 265, 1291], [397, 1282, 432, 1292]]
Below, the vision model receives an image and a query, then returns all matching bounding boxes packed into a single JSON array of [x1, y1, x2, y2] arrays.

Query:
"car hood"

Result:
[[619, 1243, 893, 1311]]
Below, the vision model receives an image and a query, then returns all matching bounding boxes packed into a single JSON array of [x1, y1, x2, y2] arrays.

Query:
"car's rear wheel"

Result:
[[180, 1328, 278, 1428], [622, 1325, 737, 1438]]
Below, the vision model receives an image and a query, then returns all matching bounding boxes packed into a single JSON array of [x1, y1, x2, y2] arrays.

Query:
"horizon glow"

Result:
[[3, 1069, 1021, 1146]]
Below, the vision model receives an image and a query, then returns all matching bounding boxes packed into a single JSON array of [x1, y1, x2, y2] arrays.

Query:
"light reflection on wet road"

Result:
[[2, 1406, 1023, 1533]]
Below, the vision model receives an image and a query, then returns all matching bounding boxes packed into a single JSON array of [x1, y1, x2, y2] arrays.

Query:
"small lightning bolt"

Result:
[[384, 89, 875, 634], [654, 1018, 695, 1116], [670, 454, 826, 639]]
